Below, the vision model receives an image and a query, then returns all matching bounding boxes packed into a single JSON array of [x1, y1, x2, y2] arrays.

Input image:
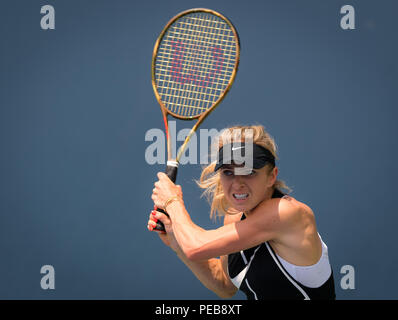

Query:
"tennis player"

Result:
[[148, 125, 336, 300]]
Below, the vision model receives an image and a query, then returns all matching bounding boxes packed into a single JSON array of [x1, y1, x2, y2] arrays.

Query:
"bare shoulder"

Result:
[[277, 195, 317, 229], [279, 195, 313, 213], [263, 195, 316, 229]]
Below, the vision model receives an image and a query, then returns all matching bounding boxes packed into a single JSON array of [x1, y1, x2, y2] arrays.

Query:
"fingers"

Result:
[[157, 172, 175, 185], [147, 219, 157, 231], [176, 185, 183, 197], [147, 208, 170, 232], [151, 183, 164, 209], [157, 172, 167, 180], [152, 209, 170, 225], [147, 208, 158, 231], [147, 217, 164, 233]]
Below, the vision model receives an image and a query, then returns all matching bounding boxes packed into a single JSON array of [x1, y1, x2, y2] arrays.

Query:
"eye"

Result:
[[221, 169, 234, 177]]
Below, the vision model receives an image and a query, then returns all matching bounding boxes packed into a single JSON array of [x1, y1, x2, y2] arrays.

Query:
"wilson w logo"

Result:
[[170, 40, 224, 88]]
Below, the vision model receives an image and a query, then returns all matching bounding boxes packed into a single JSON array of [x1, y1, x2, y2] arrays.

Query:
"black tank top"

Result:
[[227, 189, 336, 300]]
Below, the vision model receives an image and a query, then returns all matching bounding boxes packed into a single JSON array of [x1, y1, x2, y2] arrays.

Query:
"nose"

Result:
[[232, 174, 246, 188]]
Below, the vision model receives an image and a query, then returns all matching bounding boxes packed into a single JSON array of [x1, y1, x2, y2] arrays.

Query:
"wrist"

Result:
[[165, 198, 193, 226], [164, 195, 183, 211]]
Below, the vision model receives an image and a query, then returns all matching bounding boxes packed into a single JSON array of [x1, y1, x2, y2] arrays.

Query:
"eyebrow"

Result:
[[221, 164, 242, 169], [221, 164, 252, 170]]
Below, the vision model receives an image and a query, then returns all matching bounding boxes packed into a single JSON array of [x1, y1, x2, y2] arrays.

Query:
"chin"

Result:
[[232, 202, 251, 212]]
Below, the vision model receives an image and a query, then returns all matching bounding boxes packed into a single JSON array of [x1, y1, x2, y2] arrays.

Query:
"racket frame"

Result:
[[151, 8, 240, 163]]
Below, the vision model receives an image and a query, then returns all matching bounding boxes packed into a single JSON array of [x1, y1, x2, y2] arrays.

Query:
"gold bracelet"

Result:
[[164, 196, 181, 211]]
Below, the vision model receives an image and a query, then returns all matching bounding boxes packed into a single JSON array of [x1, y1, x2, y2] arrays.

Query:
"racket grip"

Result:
[[165, 160, 178, 183], [153, 161, 179, 232]]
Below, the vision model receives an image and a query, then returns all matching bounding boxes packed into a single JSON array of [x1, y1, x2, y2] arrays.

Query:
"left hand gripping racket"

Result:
[[151, 8, 240, 231]]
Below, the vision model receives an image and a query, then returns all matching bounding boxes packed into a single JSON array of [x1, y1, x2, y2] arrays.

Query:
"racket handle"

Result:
[[165, 160, 178, 183], [154, 161, 178, 232]]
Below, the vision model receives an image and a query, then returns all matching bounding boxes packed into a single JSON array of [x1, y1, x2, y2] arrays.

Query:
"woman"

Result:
[[148, 125, 335, 300]]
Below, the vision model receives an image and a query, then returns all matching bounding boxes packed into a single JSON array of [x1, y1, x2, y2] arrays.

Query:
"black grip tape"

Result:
[[165, 164, 178, 183], [154, 163, 178, 232]]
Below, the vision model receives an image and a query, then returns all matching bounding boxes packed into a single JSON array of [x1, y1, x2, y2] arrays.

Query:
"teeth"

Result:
[[233, 193, 248, 199]]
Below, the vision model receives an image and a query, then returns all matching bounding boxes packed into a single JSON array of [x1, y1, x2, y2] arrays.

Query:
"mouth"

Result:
[[232, 193, 249, 201]]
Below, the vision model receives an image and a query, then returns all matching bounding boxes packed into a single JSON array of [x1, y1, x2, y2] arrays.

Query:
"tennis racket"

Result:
[[151, 8, 240, 231]]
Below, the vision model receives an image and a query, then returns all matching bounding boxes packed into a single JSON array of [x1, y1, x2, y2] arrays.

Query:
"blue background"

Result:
[[0, 0, 397, 299]]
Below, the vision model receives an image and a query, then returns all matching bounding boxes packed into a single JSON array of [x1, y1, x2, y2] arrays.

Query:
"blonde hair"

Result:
[[196, 125, 292, 220]]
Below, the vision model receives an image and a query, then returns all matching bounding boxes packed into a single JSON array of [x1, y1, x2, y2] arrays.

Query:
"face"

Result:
[[219, 164, 278, 214]]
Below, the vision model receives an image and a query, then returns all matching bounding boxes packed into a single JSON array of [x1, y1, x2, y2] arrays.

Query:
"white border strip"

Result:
[[245, 279, 258, 300]]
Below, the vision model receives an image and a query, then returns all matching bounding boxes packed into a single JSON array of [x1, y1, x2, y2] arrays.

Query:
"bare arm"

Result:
[[172, 214, 239, 298], [175, 252, 237, 298], [148, 211, 237, 298], [157, 196, 301, 261]]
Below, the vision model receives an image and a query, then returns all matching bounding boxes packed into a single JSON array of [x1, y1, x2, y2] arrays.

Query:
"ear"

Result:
[[268, 166, 278, 187]]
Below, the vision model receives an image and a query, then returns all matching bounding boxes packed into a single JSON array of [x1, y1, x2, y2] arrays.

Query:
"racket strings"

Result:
[[154, 12, 238, 118]]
